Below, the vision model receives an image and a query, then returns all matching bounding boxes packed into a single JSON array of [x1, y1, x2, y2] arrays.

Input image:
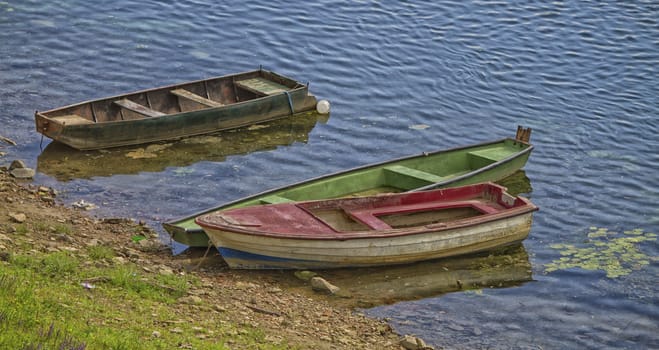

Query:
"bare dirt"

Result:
[[0, 167, 409, 349]]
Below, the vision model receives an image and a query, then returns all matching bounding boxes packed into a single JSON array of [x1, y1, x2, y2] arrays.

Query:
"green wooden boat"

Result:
[[35, 68, 320, 150], [163, 127, 533, 247]]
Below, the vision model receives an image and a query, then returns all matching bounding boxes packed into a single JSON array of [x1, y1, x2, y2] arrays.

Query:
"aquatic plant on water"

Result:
[[545, 226, 657, 278]]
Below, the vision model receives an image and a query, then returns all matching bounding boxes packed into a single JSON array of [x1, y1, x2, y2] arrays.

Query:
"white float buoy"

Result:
[[316, 100, 330, 114]]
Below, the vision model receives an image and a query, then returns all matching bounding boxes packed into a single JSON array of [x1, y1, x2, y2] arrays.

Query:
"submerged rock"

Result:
[[310, 276, 340, 295], [294, 270, 317, 281], [8, 160, 35, 179], [9, 168, 35, 179]]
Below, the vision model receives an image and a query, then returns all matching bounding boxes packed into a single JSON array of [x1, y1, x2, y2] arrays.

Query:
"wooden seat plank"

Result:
[[52, 114, 93, 125], [468, 147, 509, 162], [346, 212, 393, 230], [235, 77, 289, 96], [171, 89, 224, 108], [384, 165, 445, 183], [114, 99, 165, 118]]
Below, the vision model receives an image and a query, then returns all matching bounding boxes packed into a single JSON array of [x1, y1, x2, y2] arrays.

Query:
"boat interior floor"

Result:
[[303, 199, 502, 232]]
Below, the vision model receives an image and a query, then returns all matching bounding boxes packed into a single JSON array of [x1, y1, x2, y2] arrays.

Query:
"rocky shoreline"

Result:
[[0, 157, 434, 349]]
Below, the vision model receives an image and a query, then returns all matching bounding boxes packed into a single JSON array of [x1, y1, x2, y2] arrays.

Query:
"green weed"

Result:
[[87, 245, 114, 261], [14, 224, 28, 234], [40, 251, 79, 277], [33, 222, 49, 232], [545, 226, 657, 278], [54, 223, 73, 235]]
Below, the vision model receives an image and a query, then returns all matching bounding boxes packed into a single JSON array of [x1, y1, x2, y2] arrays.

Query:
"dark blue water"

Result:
[[1, 1, 657, 348]]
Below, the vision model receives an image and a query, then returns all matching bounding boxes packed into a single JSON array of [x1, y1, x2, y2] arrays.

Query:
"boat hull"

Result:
[[205, 212, 534, 269]]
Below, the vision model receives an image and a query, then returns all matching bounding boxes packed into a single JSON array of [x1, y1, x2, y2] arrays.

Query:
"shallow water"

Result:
[[1, 1, 657, 349]]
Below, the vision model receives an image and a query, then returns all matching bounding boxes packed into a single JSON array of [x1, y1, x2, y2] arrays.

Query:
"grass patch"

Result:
[[0, 249, 285, 349], [13, 223, 28, 234], [54, 223, 73, 235], [11, 251, 79, 277], [33, 221, 50, 232], [87, 245, 114, 261]]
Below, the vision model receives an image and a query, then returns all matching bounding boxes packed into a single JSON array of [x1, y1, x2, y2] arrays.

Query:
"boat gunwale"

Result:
[[195, 186, 538, 241], [164, 137, 534, 234]]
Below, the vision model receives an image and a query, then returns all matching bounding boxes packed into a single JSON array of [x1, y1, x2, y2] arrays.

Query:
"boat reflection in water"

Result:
[[495, 169, 532, 196], [37, 111, 328, 181], [302, 244, 533, 308]]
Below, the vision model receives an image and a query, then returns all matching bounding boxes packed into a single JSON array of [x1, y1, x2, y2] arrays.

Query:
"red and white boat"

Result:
[[195, 182, 538, 269]]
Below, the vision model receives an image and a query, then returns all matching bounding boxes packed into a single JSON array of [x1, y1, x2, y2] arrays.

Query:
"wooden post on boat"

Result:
[[516, 125, 532, 143]]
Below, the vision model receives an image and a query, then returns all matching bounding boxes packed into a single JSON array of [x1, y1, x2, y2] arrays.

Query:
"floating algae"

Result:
[[125, 143, 173, 159], [545, 226, 657, 278]]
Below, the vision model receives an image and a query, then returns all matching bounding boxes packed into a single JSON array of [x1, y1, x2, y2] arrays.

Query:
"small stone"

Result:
[[72, 200, 97, 210], [294, 270, 318, 281], [103, 218, 133, 224], [9, 159, 26, 170], [9, 212, 26, 223], [123, 248, 140, 259], [267, 287, 283, 293], [310, 277, 340, 294], [55, 234, 73, 243], [235, 281, 257, 290], [158, 266, 174, 275], [179, 295, 203, 305], [9, 168, 35, 179], [86, 238, 102, 247], [400, 335, 433, 350], [151, 331, 161, 338], [170, 327, 183, 334], [213, 305, 227, 313]]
